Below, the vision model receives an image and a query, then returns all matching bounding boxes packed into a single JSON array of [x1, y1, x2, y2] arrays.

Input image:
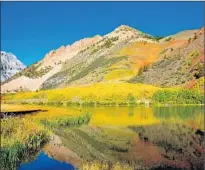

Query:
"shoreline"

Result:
[[2, 100, 204, 108]]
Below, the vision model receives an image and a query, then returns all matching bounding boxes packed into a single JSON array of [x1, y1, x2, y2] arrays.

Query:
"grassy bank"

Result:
[[1, 118, 49, 170], [0, 106, 91, 170], [2, 83, 204, 106]]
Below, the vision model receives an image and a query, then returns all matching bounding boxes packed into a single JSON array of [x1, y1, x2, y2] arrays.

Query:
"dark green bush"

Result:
[[152, 90, 177, 104], [154, 36, 165, 41], [152, 89, 204, 104], [176, 89, 204, 104], [165, 37, 172, 42]]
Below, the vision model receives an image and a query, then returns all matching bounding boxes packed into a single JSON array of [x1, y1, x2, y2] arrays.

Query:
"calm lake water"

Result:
[[82, 105, 204, 128], [18, 105, 204, 170], [18, 152, 76, 170]]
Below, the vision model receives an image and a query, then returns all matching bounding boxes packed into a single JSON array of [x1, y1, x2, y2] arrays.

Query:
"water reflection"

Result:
[[71, 106, 205, 129], [18, 152, 75, 170], [18, 106, 204, 170]]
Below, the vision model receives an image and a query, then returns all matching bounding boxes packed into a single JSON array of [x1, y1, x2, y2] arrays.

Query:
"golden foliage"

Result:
[[3, 83, 160, 104]]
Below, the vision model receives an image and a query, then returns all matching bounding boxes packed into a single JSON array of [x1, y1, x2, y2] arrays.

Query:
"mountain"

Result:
[[1, 35, 102, 92], [1, 25, 204, 93], [130, 27, 204, 88], [1, 51, 26, 83], [39, 25, 161, 89]]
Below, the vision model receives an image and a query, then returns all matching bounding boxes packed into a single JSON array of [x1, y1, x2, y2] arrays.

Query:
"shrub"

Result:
[[152, 89, 204, 104], [176, 89, 204, 104], [154, 36, 165, 41], [152, 89, 177, 104], [127, 93, 135, 104], [189, 50, 200, 59], [193, 33, 197, 40], [194, 63, 204, 79], [165, 37, 172, 42], [102, 39, 113, 48], [141, 34, 154, 40]]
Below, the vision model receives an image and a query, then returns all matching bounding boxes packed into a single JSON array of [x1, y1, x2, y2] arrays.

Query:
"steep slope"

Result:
[[39, 35, 102, 68], [0, 51, 26, 83], [1, 36, 102, 92], [130, 27, 204, 88], [40, 25, 160, 89]]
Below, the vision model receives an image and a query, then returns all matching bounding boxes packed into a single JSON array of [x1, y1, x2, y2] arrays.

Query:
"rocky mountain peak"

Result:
[[103, 24, 153, 44], [1, 51, 26, 82], [115, 25, 134, 31]]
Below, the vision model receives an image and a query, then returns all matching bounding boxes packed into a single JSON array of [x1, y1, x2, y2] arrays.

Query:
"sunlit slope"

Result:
[[118, 42, 163, 70], [131, 27, 204, 88], [103, 42, 163, 82]]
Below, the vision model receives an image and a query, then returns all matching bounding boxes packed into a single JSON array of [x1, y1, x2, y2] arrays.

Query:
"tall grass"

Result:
[[39, 112, 91, 128], [1, 118, 49, 170]]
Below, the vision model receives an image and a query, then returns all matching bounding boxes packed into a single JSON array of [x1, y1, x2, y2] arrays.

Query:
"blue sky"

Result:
[[1, 2, 204, 66]]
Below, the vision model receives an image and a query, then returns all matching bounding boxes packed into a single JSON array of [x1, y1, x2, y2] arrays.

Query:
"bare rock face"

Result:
[[1, 51, 26, 82], [40, 35, 102, 68]]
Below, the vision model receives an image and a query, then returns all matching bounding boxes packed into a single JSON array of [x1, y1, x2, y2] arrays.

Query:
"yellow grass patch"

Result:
[[2, 117, 48, 147], [104, 69, 135, 80], [3, 83, 161, 104]]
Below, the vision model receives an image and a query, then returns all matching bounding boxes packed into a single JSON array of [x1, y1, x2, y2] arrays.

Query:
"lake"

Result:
[[18, 105, 204, 170]]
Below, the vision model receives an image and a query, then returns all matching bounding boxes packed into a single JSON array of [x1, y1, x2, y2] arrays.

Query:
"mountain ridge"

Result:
[[1, 25, 204, 93]]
